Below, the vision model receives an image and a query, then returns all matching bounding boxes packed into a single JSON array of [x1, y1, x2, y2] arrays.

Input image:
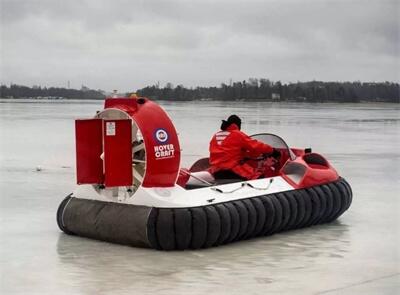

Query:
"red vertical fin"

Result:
[[103, 119, 133, 187], [75, 119, 104, 184]]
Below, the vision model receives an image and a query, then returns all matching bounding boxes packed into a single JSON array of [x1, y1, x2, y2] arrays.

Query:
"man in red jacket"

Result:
[[209, 115, 279, 180]]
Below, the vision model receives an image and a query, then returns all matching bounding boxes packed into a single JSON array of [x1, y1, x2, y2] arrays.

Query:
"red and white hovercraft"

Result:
[[57, 97, 352, 250]]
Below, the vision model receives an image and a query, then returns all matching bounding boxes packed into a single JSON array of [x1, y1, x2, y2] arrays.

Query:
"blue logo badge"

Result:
[[154, 128, 169, 143]]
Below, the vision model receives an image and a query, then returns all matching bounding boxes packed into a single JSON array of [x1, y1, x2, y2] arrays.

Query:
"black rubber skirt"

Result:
[[57, 177, 352, 250]]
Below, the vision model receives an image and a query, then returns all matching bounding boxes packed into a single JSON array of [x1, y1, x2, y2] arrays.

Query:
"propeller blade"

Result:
[[133, 167, 144, 182], [133, 142, 145, 153]]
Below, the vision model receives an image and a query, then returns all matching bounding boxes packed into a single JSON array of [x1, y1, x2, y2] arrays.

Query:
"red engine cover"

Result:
[[280, 153, 339, 189]]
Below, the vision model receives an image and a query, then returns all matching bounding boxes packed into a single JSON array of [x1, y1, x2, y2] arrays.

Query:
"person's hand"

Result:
[[271, 148, 281, 159]]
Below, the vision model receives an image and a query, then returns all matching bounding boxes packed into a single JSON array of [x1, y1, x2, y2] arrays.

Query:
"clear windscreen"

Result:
[[251, 133, 296, 160]]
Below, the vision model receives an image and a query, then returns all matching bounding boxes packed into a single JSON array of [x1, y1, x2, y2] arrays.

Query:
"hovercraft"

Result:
[[57, 97, 352, 250]]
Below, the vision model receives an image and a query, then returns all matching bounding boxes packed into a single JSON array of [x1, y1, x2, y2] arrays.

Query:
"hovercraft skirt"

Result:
[[57, 177, 352, 250]]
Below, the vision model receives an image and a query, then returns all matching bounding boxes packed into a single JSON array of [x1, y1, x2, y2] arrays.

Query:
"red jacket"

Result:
[[209, 124, 274, 179]]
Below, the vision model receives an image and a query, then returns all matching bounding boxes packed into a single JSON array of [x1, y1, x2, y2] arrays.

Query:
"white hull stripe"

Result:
[[73, 176, 295, 208]]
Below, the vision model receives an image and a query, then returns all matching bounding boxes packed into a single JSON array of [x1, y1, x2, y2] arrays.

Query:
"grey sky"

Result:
[[1, 0, 399, 91]]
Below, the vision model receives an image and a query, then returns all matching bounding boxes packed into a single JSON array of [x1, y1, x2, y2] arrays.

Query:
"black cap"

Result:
[[221, 114, 242, 130], [227, 115, 241, 126]]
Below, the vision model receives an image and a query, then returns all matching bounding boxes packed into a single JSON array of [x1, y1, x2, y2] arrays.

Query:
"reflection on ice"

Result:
[[56, 222, 350, 294]]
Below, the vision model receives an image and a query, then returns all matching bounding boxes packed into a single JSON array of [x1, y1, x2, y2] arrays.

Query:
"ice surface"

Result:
[[0, 99, 399, 294]]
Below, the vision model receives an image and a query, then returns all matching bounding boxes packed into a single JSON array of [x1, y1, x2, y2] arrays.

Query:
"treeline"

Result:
[[0, 84, 105, 99], [137, 79, 399, 102], [2, 80, 399, 102]]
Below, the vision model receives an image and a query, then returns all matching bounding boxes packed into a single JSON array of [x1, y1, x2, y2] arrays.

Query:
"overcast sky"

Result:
[[1, 0, 399, 91]]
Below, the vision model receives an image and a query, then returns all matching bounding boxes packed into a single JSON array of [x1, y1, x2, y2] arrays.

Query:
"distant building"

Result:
[[81, 85, 90, 92], [272, 93, 280, 100]]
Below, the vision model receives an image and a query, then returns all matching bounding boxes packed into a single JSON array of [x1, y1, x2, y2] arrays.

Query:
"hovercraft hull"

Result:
[[57, 177, 352, 250]]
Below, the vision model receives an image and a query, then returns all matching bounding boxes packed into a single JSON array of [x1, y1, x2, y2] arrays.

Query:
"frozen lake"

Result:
[[0, 99, 399, 294]]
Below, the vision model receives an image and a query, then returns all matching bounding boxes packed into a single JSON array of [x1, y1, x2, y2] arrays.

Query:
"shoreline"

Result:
[[1, 97, 398, 103]]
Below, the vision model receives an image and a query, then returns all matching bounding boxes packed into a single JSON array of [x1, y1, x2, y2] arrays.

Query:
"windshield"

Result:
[[251, 133, 296, 160]]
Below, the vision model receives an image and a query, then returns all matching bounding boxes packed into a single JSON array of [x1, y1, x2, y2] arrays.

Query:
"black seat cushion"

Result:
[[213, 170, 246, 184]]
